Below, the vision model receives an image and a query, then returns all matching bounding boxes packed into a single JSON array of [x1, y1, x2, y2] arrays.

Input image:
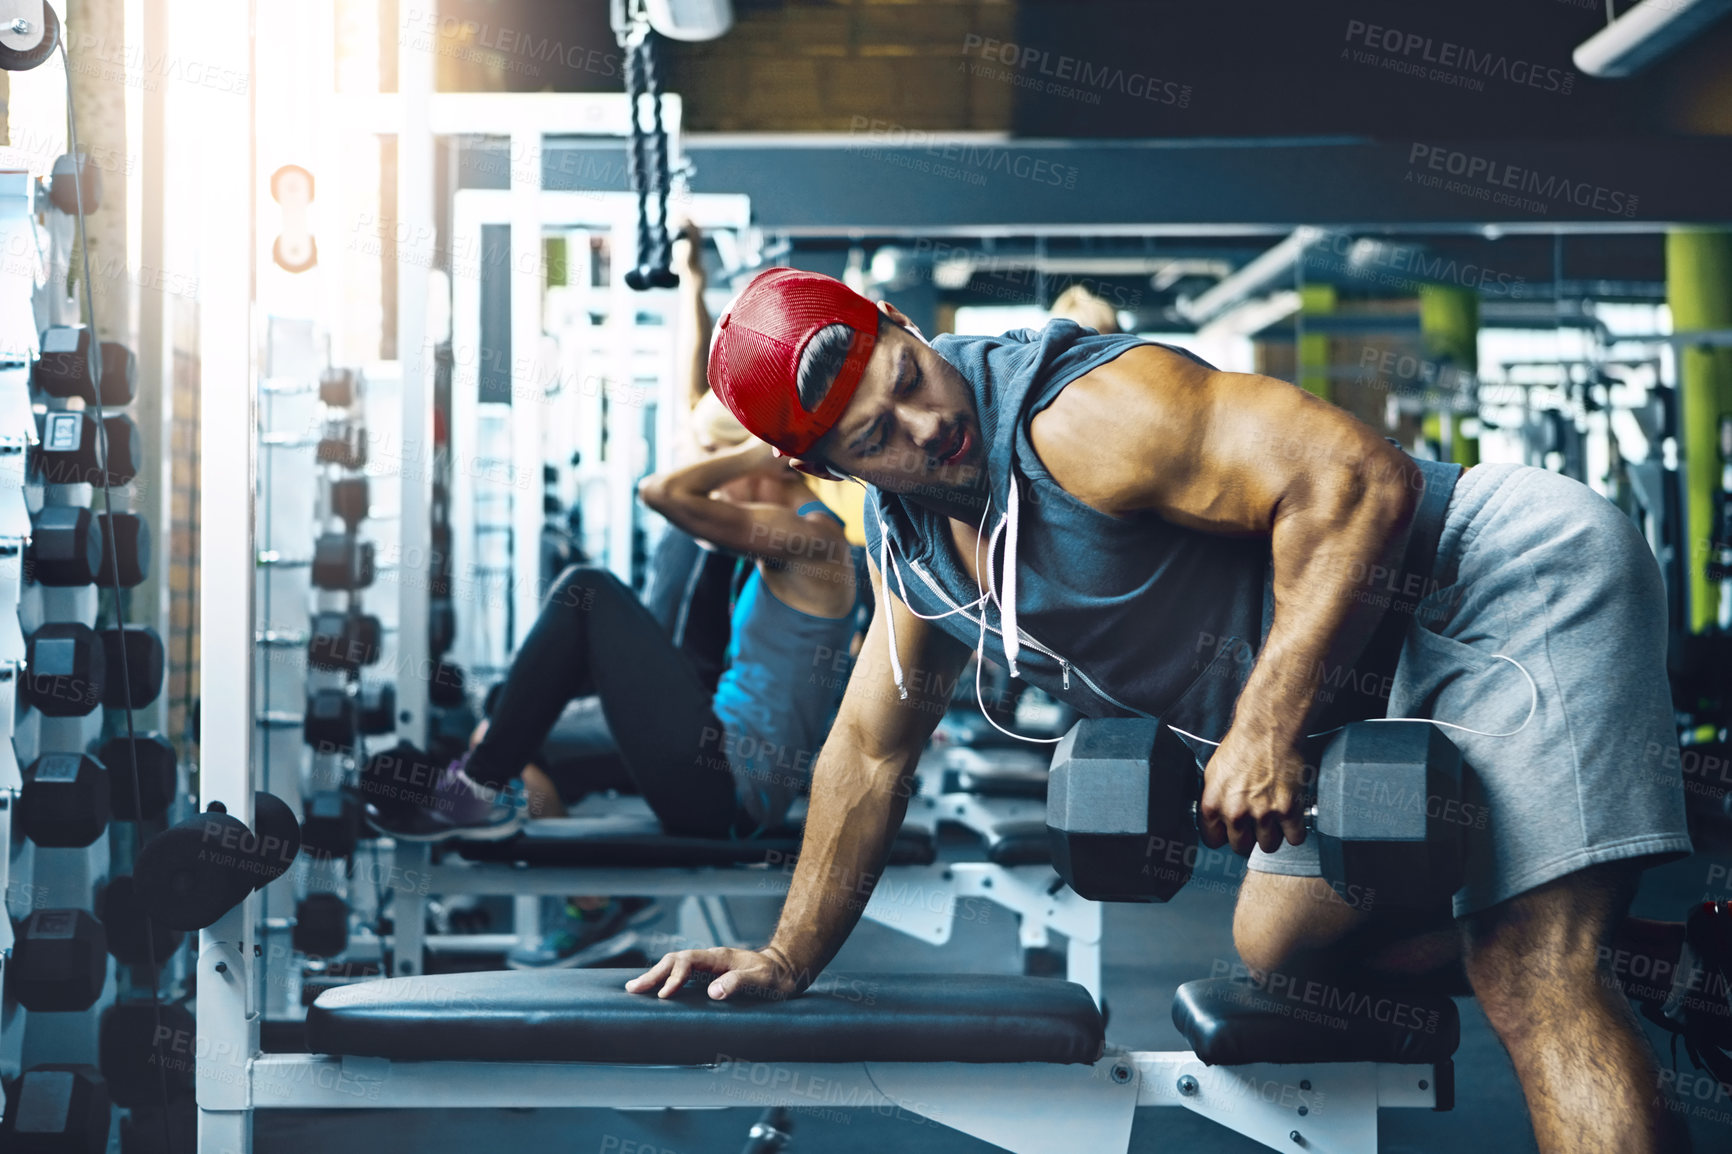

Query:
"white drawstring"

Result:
[[1000, 479, 1023, 678], [1168, 653, 1541, 748], [969, 489, 1065, 745], [862, 482, 994, 701], [878, 527, 905, 699]]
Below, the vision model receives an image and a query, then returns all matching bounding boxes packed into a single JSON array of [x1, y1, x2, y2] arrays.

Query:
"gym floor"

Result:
[[256, 828, 1732, 1154]]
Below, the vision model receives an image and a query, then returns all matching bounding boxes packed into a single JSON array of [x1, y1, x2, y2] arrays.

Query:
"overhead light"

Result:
[[1197, 291, 1303, 341], [1574, 0, 1732, 77], [1150, 259, 1233, 292], [933, 258, 974, 291], [1345, 239, 1381, 270], [870, 246, 906, 288], [1176, 228, 1323, 326], [644, 0, 734, 42]]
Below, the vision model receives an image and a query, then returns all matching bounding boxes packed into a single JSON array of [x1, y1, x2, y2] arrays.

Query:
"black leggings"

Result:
[[469, 565, 741, 837]]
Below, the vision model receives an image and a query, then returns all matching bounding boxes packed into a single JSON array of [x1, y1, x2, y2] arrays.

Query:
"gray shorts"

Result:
[[1249, 463, 1694, 916]]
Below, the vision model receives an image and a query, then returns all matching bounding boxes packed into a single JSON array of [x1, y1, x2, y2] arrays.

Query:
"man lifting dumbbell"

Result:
[[628, 268, 1724, 1154]]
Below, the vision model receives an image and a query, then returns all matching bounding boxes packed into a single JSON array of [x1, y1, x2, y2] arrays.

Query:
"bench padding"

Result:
[[984, 820, 1054, 867], [453, 815, 937, 868], [939, 748, 1050, 798], [306, 970, 1105, 1065], [1172, 978, 1460, 1066]]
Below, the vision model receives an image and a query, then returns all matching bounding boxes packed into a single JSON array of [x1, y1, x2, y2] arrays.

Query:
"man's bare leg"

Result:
[[1460, 862, 1687, 1154], [1238, 866, 1693, 1150], [1233, 871, 1460, 978]]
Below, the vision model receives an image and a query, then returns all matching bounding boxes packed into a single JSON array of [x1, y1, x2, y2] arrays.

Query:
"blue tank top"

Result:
[[862, 320, 1460, 747], [711, 504, 866, 832]]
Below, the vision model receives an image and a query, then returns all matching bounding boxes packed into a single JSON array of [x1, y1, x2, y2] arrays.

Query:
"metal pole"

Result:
[[395, 0, 434, 739], [195, 0, 258, 1148]]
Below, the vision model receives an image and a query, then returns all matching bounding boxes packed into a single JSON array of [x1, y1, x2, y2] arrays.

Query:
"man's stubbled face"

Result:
[[813, 316, 986, 505]]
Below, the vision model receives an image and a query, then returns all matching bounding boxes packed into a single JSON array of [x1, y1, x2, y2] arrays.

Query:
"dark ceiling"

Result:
[[1007, 0, 1732, 138], [446, 1, 1729, 324]]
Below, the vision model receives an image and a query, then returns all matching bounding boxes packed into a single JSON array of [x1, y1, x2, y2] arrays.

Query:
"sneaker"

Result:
[[365, 754, 524, 843], [1651, 901, 1732, 1091], [506, 899, 656, 970]]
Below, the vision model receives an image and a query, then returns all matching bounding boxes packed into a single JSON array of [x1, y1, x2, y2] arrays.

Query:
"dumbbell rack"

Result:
[[0, 166, 36, 1100], [1, 156, 183, 1142], [255, 350, 408, 1013]]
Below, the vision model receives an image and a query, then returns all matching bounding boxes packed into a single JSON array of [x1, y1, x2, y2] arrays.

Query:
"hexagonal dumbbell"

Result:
[[27, 505, 102, 586], [308, 610, 381, 672], [1045, 717, 1468, 909], [11, 909, 108, 1011], [1044, 717, 1202, 903], [330, 475, 369, 528], [28, 507, 150, 589], [19, 753, 111, 847], [34, 324, 135, 405], [1312, 721, 1468, 910], [0, 1064, 111, 1153], [304, 688, 357, 751], [319, 366, 358, 409], [311, 533, 374, 591], [23, 622, 106, 716], [293, 892, 350, 957], [36, 411, 139, 488]]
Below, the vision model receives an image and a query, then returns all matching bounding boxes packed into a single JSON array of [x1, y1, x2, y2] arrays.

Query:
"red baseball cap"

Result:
[[708, 267, 881, 458]]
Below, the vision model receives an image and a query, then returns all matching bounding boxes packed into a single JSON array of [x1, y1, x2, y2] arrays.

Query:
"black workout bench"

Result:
[[235, 969, 1459, 1153]]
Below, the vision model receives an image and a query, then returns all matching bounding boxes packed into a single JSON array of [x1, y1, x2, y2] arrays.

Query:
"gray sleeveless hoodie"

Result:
[[862, 320, 1459, 746]]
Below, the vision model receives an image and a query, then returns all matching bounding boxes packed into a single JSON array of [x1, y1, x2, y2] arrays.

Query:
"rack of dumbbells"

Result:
[[0, 150, 192, 1148], [306, 366, 396, 970], [254, 364, 388, 1002]]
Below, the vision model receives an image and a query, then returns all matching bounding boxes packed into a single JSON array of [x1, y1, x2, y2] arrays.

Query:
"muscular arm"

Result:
[[1031, 344, 1421, 850], [667, 226, 712, 463], [760, 559, 969, 985], [675, 228, 710, 410]]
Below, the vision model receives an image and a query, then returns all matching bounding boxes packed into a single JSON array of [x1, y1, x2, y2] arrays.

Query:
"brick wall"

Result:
[[418, 1, 1015, 129], [669, 0, 1017, 132], [167, 307, 200, 746]]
